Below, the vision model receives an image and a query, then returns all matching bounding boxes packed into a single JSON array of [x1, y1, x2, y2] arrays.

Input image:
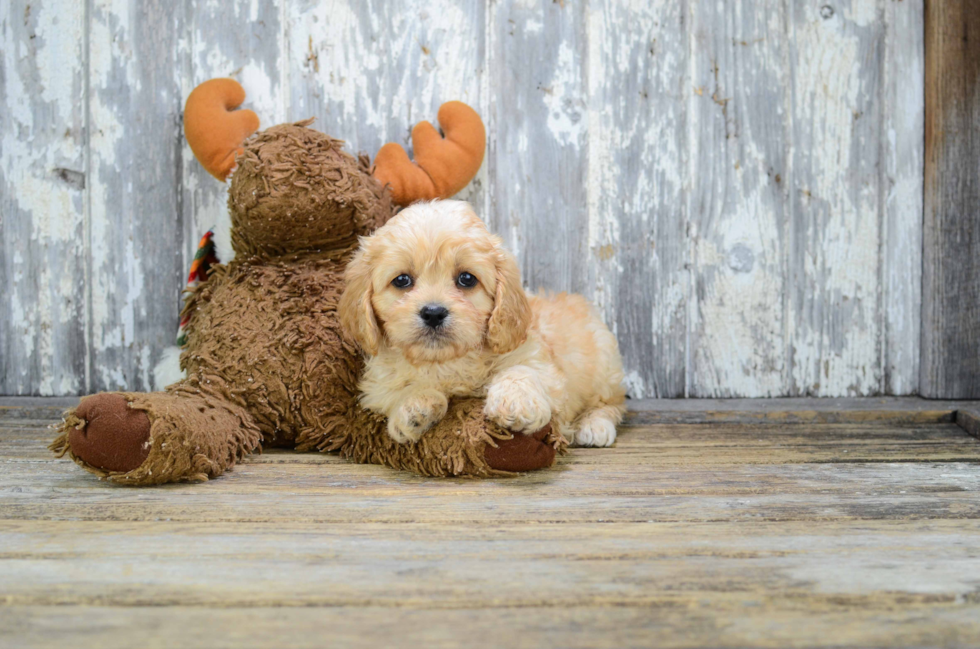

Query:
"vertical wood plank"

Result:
[[87, 0, 183, 391], [487, 0, 587, 294], [179, 0, 285, 267], [287, 0, 486, 211], [688, 0, 789, 397], [586, 0, 687, 398], [787, 0, 884, 396], [881, 0, 923, 395], [0, 0, 87, 395], [921, 0, 980, 398]]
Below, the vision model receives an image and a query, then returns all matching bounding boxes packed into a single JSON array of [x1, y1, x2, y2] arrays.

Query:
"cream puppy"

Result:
[[339, 200, 626, 447]]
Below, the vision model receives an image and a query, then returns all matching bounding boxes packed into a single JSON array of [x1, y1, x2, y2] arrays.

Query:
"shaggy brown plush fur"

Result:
[[51, 119, 564, 484]]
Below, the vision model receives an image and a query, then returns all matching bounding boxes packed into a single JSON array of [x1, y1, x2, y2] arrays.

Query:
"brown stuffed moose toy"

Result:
[[51, 78, 564, 485]]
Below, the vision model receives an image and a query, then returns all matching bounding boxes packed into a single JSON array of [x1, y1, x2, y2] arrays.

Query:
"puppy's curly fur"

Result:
[[340, 200, 626, 446]]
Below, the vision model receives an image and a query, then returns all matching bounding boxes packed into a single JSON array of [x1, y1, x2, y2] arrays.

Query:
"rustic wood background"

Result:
[[1, 0, 925, 398], [921, 0, 980, 399]]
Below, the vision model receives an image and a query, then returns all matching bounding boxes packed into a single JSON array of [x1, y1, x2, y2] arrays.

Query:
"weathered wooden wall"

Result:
[[1, 0, 924, 397], [921, 0, 980, 399]]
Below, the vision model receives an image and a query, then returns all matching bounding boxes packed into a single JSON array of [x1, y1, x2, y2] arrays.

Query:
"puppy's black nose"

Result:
[[419, 304, 449, 328]]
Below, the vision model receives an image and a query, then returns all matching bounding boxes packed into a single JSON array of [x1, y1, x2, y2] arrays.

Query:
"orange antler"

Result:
[[373, 101, 486, 206], [184, 79, 260, 181]]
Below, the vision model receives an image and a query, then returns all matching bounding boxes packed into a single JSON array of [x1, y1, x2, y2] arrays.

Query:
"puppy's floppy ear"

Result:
[[486, 247, 531, 354], [339, 247, 381, 355]]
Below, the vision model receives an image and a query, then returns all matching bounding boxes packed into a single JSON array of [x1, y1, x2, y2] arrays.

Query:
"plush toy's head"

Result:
[[227, 122, 390, 257], [183, 79, 487, 258]]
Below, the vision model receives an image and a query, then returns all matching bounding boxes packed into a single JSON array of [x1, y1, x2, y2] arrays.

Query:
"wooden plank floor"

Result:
[[2, 398, 979, 648]]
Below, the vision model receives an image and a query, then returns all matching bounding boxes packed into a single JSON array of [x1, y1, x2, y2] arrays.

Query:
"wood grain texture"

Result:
[[4, 421, 979, 524], [921, 0, 980, 398], [4, 461, 980, 526], [487, 0, 588, 295], [882, 0, 923, 395], [86, 0, 183, 392], [287, 0, 486, 209], [689, 0, 789, 397], [2, 401, 980, 648], [2, 518, 980, 608], [955, 408, 980, 440], [0, 0, 88, 396], [787, 0, 884, 397], [3, 605, 979, 649], [587, 0, 688, 398], [626, 395, 977, 423]]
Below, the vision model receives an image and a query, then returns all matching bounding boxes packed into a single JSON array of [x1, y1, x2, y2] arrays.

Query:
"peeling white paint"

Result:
[[585, 0, 688, 397], [289, 0, 385, 142], [788, 1, 883, 396], [880, 0, 923, 395], [542, 41, 585, 147], [692, 150, 786, 397], [846, 0, 878, 28], [290, 0, 483, 158], [1, 0, 86, 395], [88, 1, 137, 361]]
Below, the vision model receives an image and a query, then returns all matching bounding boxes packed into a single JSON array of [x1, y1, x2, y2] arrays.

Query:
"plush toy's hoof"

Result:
[[484, 424, 557, 472], [68, 394, 152, 472]]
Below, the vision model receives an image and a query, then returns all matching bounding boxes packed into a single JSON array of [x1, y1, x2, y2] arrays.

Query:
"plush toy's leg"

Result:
[[50, 386, 262, 485], [483, 425, 560, 472], [342, 398, 566, 477]]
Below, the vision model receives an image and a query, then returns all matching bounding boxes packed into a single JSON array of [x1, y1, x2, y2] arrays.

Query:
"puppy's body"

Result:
[[361, 292, 626, 445], [341, 201, 626, 446]]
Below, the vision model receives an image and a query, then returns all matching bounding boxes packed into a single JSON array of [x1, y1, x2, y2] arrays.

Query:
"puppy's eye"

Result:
[[391, 274, 413, 289], [456, 272, 478, 288]]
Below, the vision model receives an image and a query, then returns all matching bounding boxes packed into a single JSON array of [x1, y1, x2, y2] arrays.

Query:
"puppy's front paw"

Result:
[[574, 417, 617, 447], [387, 391, 448, 444], [484, 381, 552, 434]]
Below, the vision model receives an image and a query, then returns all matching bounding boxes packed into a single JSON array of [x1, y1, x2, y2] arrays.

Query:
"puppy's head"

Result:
[[339, 200, 530, 363]]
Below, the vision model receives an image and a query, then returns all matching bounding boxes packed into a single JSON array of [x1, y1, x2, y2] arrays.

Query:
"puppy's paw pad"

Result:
[[575, 417, 617, 447], [484, 384, 552, 434]]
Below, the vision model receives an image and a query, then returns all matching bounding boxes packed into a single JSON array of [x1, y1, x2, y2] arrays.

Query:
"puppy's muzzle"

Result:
[[419, 304, 449, 329]]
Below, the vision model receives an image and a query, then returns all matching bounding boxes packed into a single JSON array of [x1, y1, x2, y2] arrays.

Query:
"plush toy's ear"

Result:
[[373, 101, 486, 206], [184, 79, 260, 181]]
